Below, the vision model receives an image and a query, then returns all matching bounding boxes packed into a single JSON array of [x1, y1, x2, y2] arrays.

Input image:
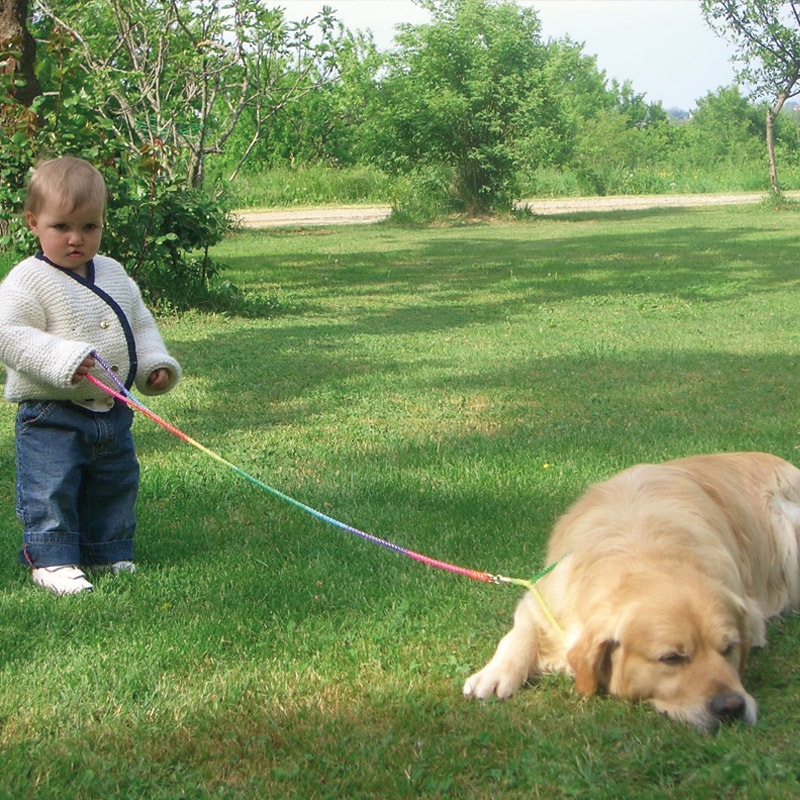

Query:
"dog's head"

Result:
[[565, 564, 755, 732]]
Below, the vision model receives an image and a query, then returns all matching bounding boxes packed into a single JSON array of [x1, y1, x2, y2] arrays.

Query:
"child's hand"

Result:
[[147, 368, 169, 390], [71, 355, 96, 384]]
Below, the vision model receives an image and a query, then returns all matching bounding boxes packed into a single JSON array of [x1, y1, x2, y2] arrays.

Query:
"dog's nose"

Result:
[[708, 692, 746, 722]]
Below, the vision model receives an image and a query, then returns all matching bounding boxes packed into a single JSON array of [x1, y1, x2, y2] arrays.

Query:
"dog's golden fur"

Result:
[[463, 453, 800, 730]]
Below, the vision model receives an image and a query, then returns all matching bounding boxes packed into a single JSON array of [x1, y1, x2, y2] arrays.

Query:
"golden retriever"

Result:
[[463, 452, 800, 731]]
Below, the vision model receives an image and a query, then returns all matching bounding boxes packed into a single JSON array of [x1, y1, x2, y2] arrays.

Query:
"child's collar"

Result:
[[35, 252, 95, 283]]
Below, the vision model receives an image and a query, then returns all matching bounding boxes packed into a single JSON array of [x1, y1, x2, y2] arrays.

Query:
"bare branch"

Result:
[[33, 0, 339, 187]]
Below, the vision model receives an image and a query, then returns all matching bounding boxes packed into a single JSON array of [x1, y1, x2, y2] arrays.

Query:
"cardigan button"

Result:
[[99, 320, 110, 329]]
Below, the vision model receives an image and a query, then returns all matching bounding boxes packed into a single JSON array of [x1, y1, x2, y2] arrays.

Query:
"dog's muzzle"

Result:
[[708, 691, 748, 724]]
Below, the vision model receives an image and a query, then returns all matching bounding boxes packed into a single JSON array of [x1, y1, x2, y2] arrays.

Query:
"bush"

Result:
[[0, 29, 233, 312], [101, 161, 231, 310], [388, 165, 462, 223], [0, 143, 233, 311]]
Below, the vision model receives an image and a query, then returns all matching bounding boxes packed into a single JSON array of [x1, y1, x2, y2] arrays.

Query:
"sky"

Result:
[[281, 0, 745, 110]]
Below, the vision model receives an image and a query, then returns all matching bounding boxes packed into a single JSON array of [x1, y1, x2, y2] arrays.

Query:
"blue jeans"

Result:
[[15, 400, 139, 567]]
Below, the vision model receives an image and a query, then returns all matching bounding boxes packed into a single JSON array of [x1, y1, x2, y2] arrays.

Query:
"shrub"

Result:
[[0, 29, 233, 311], [101, 153, 231, 309], [388, 165, 462, 223]]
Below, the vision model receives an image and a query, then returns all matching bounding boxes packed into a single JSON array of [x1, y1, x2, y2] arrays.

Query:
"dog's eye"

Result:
[[659, 652, 687, 666], [720, 642, 738, 658]]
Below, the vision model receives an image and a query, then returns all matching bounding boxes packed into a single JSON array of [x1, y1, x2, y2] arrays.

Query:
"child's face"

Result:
[[26, 194, 104, 276]]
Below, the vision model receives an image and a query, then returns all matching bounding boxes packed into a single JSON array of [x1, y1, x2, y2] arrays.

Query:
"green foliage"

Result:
[[513, 83, 799, 199], [542, 37, 615, 125], [0, 25, 233, 311], [101, 164, 230, 311], [569, 110, 675, 195], [361, 0, 561, 212], [702, 0, 800, 100], [209, 29, 382, 175], [219, 165, 393, 209], [16, 0, 800, 230], [37, 0, 343, 187], [222, 0, 799, 212], [702, 0, 800, 192], [388, 165, 462, 222], [686, 86, 766, 163]]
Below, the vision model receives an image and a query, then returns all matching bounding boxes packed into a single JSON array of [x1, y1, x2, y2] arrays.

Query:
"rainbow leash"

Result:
[[85, 354, 566, 635]]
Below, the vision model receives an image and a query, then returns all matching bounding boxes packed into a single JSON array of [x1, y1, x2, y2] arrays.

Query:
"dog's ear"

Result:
[[567, 634, 618, 695]]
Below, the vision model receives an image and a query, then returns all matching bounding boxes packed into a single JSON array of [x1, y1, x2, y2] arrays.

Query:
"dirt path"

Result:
[[235, 191, 800, 229], [235, 204, 392, 228]]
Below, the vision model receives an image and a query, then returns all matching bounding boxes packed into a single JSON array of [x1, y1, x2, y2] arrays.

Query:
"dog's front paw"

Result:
[[463, 664, 524, 700]]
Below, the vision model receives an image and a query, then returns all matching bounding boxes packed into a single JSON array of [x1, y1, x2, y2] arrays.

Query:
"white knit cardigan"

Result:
[[0, 254, 181, 410]]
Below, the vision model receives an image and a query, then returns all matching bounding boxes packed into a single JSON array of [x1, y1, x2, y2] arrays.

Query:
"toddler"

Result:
[[0, 156, 181, 594]]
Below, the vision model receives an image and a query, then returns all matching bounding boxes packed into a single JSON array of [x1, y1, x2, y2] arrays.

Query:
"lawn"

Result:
[[1, 203, 799, 799]]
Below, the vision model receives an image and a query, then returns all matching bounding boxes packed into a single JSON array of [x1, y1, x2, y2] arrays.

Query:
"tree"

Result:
[[0, 15, 233, 309], [361, 0, 562, 213], [33, 0, 341, 188], [0, 0, 39, 107], [702, 0, 800, 193], [538, 37, 614, 167], [0, 0, 40, 241], [688, 86, 765, 163], [212, 28, 381, 172]]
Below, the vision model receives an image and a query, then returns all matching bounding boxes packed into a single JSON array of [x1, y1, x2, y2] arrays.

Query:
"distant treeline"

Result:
[[207, 5, 800, 215]]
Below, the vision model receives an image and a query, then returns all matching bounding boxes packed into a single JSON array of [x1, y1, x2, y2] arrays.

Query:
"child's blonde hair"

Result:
[[24, 156, 108, 216]]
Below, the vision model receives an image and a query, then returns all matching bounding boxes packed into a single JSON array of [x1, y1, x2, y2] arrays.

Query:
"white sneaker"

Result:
[[90, 561, 137, 575], [31, 565, 94, 595]]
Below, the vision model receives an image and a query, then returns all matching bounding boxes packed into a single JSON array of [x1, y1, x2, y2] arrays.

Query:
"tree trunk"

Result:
[[0, 0, 40, 107], [766, 107, 780, 194], [766, 90, 789, 196]]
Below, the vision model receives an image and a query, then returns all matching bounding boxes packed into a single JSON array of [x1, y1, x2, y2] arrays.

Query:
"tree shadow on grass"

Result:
[[223, 207, 800, 319], [149, 326, 799, 448], [118, 206, 800, 582], [2, 212, 800, 800], [129, 343, 799, 585]]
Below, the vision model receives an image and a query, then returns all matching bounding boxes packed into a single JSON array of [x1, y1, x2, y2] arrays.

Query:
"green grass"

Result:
[[221, 164, 395, 209], [221, 161, 800, 211], [1, 203, 800, 798], [519, 160, 800, 198]]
